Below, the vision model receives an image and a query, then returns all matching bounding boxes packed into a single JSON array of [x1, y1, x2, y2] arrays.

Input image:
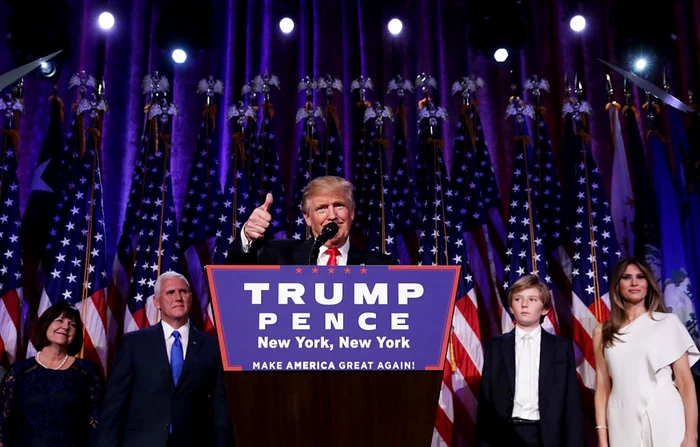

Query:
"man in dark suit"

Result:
[[225, 175, 394, 266], [97, 272, 234, 447], [476, 275, 583, 447]]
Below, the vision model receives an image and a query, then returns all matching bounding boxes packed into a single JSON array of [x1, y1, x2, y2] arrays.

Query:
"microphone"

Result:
[[307, 222, 340, 265]]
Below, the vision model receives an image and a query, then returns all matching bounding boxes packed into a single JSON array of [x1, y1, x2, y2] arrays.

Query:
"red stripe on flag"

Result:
[[130, 307, 149, 330], [0, 289, 21, 366], [571, 318, 596, 372], [80, 323, 104, 378], [90, 288, 108, 331]]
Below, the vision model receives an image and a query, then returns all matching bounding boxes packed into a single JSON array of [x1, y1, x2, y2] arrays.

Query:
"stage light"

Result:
[[634, 57, 647, 72], [279, 17, 295, 34], [39, 61, 57, 78], [494, 48, 509, 62], [388, 18, 403, 35], [98, 11, 115, 30], [172, 49, 187, 64], [569, 15, 586, 32]]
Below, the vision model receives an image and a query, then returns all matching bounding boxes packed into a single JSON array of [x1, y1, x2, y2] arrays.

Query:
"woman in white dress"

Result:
[[593, 257, 699, 447]]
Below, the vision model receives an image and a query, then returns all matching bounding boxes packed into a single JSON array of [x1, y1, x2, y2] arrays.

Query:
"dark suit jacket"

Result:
[[476, 329, 583, 447], [97, 323, 234, 447], [224, 237, 395, 266]]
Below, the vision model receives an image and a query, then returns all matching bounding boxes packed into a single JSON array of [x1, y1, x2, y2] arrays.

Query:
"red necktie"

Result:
[[326, 248, 340, 266]]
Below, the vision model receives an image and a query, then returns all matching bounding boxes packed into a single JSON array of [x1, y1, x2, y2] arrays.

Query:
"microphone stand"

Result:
[[306, 222, 339, 265]]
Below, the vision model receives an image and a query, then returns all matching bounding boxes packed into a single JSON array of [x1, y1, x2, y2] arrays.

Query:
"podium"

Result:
[[207, 265, 460, 447]]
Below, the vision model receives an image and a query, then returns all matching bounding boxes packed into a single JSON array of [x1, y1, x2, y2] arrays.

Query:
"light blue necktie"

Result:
[[171, 330, 184, 385]]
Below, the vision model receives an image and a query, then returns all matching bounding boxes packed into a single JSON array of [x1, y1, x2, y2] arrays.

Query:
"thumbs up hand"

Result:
[[243, 193, 274, 241]]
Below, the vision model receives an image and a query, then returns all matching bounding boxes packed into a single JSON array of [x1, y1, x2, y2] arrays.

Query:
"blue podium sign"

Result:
[[207, 265, 459, 371]]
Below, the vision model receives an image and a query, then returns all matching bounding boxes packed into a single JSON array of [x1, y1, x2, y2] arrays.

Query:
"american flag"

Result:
[[315, 75, 345, 179], [467, 95, 510, 335], [179, 81, 223, 334], [109, 128, 147, 338], [212, 102, 255, 264], [469, 99, 506, 255], [524, 77, 572, 339], [0, 101, 23, 367], [238, 101, 262, 208], [41, 104, 110, 375], [256, 101, 287, 236], [351, 100, 375, 244], [350, 76, 376, 248], [389, 92, 419, 265], [433, 260, 482, 447], [123, 104, 181, 332], [413, 98, 483, 447], [448, 100, 496, 341], [502, 96, 559, 334], [450, 80, 513, 341], [246, 73, 287, 237], [389, 90, 417, 232], [27, 108, 86, 358], [290, 83, 323, 241], [563, 96, 621, 389], [21, 93, 65, 343], [448, 78, 510, 340], [110, 73, 173, 338], [357, 102, 396, 256], [414, 102, 450, 268]]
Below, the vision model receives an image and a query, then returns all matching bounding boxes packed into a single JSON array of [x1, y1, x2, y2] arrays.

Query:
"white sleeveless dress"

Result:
[[605, 312, 700, 446]]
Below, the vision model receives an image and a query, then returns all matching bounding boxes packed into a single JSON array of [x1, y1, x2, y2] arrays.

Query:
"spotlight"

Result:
[[633, 57, 647, 72], [172, 49, 187, 64], [388, 18, 403, 35], [39, 61, 57, 78], [98, 11, 115, 30], [494, 48, 509, 62], [279, 17, 295, 34], [569, 15, 586, 32]]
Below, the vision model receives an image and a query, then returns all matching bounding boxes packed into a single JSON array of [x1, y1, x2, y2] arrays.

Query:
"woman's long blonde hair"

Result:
[[602, 256, 666, 348]]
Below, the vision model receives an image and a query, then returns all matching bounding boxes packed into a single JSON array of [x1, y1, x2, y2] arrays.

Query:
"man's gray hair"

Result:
[[154, 271, 190, 298]]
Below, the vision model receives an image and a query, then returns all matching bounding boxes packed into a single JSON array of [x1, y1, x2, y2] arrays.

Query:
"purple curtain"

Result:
[[2, 0, 700, 266]]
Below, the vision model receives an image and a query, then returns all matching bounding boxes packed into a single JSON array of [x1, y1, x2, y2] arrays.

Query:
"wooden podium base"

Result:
[[225, 370, 443, 446]]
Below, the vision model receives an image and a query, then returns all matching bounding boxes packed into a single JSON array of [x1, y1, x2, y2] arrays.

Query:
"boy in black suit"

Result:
[[476, 275, 583, 447]]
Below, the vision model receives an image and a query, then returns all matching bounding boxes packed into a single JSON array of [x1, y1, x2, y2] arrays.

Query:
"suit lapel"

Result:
[[176, 327, 204, 389], [150, 323, 173, 390], [347, 245, 365, 266], [502, 330, 516, 395], [293, 239, 314, 265], [538, 330, 554, 405]]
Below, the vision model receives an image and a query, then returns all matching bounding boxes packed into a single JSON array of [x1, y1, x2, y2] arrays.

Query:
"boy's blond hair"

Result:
[[507, 274, 552, 310]]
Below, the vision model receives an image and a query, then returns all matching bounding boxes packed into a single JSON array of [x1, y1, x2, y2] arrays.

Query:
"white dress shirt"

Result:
[[162, 319, 191, 362], [512, 324, 541, 420], [240, 224, 350, 265], [239, 224, 256, 253]]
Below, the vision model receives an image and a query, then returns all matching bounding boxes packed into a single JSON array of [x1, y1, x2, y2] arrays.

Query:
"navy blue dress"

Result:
[[0, 357, 102, 447]]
